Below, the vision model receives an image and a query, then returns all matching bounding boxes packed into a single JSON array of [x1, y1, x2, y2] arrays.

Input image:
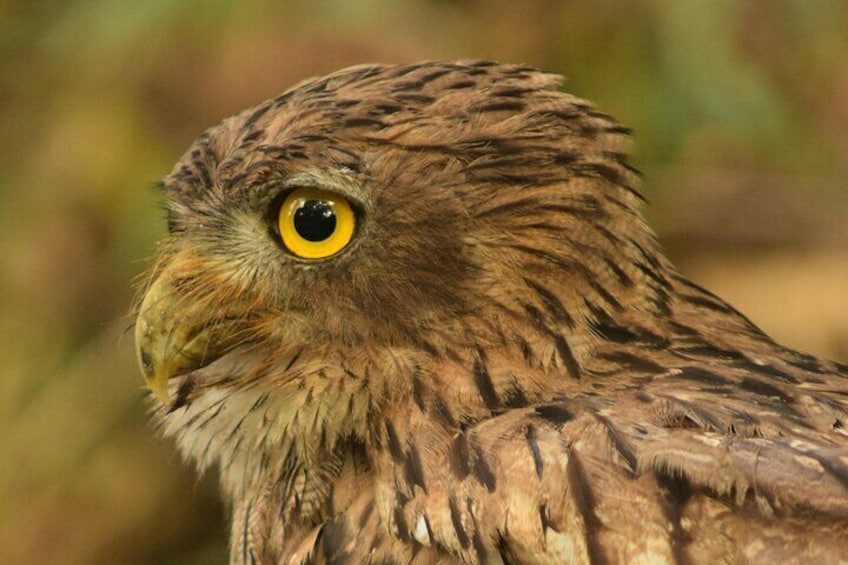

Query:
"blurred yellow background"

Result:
[[1, 1, 846, 563]]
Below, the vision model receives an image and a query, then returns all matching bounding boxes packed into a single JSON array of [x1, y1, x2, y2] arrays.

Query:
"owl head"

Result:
[[135, 60, 655, 419]]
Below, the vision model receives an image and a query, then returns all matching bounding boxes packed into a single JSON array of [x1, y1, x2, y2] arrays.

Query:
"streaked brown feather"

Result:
[[138, 60, 848, 564]]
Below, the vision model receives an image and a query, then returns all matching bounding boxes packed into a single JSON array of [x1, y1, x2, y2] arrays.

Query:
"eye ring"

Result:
[[277, 187, 356, 259]]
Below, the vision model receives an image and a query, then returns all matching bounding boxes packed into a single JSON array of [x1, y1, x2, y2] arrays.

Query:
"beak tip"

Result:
[[137, 348, 170, 405], [145, 374, 171, 404]]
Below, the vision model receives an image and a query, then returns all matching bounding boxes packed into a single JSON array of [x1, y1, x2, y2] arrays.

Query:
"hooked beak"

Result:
[[134, 273, 240, 403]]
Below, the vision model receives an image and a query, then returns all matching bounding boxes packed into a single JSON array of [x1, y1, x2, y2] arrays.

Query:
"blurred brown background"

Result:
[[1, 1, 846, 563]]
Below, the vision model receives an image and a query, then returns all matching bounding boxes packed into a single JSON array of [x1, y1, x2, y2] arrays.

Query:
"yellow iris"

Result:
[[278, 187, 355, 259]]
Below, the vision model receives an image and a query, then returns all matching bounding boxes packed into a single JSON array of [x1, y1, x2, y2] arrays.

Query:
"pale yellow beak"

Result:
[[134, 273, 237, 403]]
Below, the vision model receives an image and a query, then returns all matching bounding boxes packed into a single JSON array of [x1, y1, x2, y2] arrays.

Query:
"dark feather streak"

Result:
[[449, 496, 470, 548], [535, 403, 574, 428], [567, 452, 609, 565], [473, 353, 500, 409], [470, 438, 497, 492], [525, 424, 544, 478]]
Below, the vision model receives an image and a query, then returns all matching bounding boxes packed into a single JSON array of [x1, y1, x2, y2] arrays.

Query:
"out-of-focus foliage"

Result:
[[0, 1, 845, 563]]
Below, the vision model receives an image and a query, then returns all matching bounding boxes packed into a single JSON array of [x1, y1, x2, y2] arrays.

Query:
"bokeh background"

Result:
[[1, 1, 846, 563]]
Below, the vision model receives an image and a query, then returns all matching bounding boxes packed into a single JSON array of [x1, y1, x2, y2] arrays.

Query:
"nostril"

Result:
[[140, 348, 154, 374]]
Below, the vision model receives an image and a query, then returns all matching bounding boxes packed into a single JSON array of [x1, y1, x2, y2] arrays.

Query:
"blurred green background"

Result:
[[1, 1, 846, 563]]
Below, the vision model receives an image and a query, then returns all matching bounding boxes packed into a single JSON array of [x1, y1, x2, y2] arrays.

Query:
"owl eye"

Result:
[[277, 187, 356, 259]]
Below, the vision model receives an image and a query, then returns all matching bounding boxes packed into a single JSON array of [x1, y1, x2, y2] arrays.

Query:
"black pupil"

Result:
[[293, 200, 337, 242]]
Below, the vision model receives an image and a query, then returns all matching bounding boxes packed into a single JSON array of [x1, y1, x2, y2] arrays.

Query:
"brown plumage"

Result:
[[134, 61, 848, 564]]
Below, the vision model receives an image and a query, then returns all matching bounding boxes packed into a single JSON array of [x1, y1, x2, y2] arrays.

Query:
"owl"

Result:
[[134, 61, 848, 564]]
